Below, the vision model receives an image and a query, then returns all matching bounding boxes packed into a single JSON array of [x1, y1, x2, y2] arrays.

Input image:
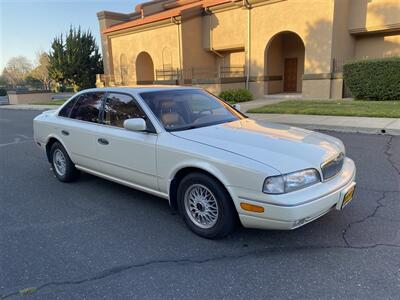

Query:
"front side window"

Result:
[[70, 92, 103, 123], [140, 89, 244, 131], [103, 93, 146, 128]]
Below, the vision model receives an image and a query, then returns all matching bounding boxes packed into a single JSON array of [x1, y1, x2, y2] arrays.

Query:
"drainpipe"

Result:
[[172, 16, 183, 83], [244, 0, 251, 90]]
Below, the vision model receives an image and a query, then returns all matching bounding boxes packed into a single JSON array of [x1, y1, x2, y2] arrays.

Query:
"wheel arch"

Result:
[[45, 135, 70, 163], [168, 165, 233, 211]]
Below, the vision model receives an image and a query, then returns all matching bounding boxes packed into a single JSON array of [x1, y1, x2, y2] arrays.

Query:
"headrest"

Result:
[[160, 100, 176, 111], [162, 112, 181, 127]]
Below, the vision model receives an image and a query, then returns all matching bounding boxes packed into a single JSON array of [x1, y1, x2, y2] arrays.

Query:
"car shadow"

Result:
[[75, 171, 351, 252]]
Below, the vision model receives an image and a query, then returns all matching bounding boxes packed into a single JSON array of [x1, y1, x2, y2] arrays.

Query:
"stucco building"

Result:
[[96, 0, 400, 99]]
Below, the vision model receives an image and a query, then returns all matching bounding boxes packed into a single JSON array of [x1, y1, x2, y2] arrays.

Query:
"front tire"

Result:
[[50, 142, 79, 182], [177, 173, 237, 238]]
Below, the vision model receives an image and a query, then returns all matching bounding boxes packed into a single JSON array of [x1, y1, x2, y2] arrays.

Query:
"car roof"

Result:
[[80, 86, 201, 95]]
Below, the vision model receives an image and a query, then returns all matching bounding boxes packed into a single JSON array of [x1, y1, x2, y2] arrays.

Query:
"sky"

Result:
[[0, 0, 141, 70]]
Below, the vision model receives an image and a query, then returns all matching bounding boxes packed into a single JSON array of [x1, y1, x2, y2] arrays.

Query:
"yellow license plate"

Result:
[[342, 186, 355, 209]]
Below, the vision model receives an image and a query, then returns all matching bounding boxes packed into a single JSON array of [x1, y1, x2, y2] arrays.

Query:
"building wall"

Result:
[[348, 0, 400, 60], [109, 23, 180, 84], [331, 0, 355, 68], [209, 8, 246, 51], [355, 33, 400, 58], [219, 50, 245, 67], [250, 0, 334, 98], [264, 33, 305, 94], [349, 0, 400, 31], [97, 11, 134, 76], [99, 0, 400, 99], [181, 15, 217, 79]]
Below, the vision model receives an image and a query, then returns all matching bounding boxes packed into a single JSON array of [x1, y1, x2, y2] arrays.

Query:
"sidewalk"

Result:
[[0, 104, 59, 110], [248, 113, 400, 135]]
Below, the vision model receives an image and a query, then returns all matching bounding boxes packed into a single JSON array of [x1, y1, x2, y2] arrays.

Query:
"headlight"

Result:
[[263, 169, 321, 194]]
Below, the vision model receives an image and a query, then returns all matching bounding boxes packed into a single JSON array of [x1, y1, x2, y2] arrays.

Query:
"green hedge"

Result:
[[0, 88, 7, 97], [219, 88, 253, 103], [343, 57, 400, 100]]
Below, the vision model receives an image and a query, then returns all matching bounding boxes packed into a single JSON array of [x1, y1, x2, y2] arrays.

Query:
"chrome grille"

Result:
[[321, 153, 344, 181]]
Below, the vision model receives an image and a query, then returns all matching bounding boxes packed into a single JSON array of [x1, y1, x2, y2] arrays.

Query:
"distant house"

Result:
[[96, 0, 400, 99]]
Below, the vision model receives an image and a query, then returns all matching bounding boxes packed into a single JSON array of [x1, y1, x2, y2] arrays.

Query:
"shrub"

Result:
[[343, 57, 400, 100], [0, 88, 7, 96], [219, 88, 253, 103]]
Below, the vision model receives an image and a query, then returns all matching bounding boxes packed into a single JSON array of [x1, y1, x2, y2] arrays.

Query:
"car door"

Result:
[[95, 92, 158, 190], [57, 92, 104, 170]]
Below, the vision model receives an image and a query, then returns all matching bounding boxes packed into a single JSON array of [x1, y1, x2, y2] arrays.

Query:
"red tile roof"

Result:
[[103, 0, 232, 34]]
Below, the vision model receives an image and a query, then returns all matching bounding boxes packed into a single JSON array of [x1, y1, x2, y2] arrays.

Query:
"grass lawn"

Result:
[[248, 100, 400, 118], [30, 99, 67, 105]]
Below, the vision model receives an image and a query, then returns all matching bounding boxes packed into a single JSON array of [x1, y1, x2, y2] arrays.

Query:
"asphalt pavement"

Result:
[[1, 109, 399, 299]]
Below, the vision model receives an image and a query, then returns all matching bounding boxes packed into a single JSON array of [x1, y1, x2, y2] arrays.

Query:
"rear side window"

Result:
[[70, 92, 104, 123], [59, 96, 78, 118], [103, 93, 146, 128]]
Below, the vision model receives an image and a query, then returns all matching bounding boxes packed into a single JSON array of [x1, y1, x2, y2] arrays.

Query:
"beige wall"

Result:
[[8, 92, 53, 105], [349, 0, 400, 31], [210, 8, 246, 51], [331, 0, 355, 67], [355, 33, 400, 58], [109, 23, 180, 84], [98, 11, 133, 75], [220, 50, 245, 67], [99, 0, 399, 99], [249, 0, 334, 97], [264, 32, 305, 94], [181, 15, 217, 79], [302, 79, 331, 99], [251, 0, 334, 76]]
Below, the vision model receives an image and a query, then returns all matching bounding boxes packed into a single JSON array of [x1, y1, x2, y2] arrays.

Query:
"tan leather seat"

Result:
[[160, 100, 185, 128]]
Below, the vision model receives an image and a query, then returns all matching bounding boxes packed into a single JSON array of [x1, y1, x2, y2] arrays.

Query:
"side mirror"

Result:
[[123, 118, 147, 132], [233, 104, 241, 111]]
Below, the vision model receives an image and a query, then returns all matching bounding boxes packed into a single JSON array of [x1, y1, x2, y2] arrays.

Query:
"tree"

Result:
[[29, 51, 52, 90], [0, 73, 6, 87], [48, 27, 103, 91], [3, 56, 33, 87]]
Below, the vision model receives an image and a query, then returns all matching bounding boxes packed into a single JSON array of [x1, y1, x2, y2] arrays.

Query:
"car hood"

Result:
[[172, 119, 344, 174]]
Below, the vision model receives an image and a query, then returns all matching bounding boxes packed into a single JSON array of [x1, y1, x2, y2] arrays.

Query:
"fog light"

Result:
[[240, 202, 264, 213]]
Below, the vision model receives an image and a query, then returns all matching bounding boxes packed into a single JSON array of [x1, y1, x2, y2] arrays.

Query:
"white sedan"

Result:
[[33, 87, 356, 238]]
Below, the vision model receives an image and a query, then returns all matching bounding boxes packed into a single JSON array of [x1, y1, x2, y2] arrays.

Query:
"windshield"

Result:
[[140, 89, 245, 131]]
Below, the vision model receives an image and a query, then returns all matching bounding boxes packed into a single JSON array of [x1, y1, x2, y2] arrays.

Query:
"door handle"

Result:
[[61, 130, 69, 136], [97, 138, 109, 145]]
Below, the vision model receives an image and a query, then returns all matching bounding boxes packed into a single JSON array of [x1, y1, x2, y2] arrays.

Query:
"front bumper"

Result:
[[227, 158, 356, 230]]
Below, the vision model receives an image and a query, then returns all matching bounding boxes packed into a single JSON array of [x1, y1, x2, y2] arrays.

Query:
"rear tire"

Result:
[[177, 173, 237, 239], [50, 142, 79, 182]]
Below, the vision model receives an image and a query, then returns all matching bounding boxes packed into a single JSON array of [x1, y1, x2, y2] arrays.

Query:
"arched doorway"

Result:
[[135, 52, 154, 85], [264, 31, 305, 94]]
